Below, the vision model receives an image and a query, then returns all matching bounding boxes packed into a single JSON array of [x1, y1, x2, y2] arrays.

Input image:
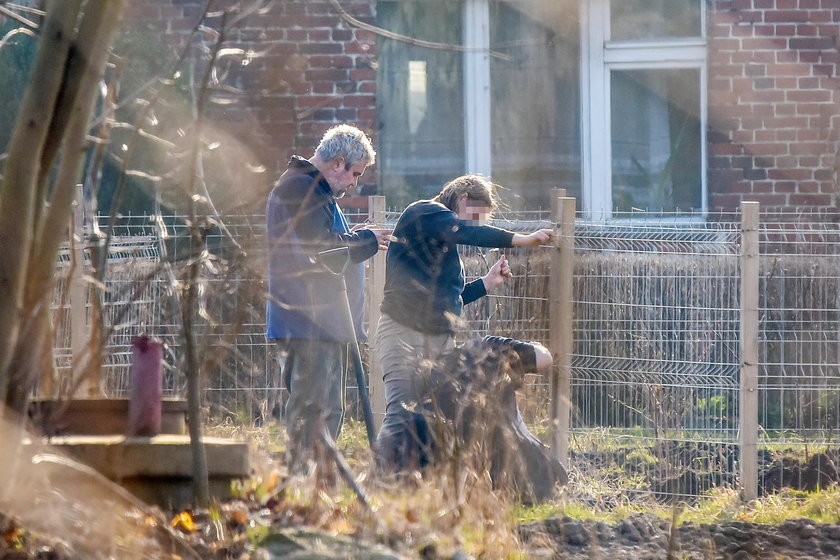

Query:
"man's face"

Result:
[[324, 157, 367, 199]]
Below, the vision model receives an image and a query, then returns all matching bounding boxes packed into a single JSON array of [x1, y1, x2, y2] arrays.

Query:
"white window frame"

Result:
[[460, 0, 708, 220], [581, 0, 708, 221], [463, 0, 492, 176]]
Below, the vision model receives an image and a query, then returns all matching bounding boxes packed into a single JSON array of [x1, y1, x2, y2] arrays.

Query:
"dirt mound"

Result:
[[761, 451, 840, 494], [519, 514, 840, 559], [571, 445, 840, 498]]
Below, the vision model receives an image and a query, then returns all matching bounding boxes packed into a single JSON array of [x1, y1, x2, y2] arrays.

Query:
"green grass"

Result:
[[740, 487, 840, 525], [513, 485, 840, 529], [336, 418, 370, 453]]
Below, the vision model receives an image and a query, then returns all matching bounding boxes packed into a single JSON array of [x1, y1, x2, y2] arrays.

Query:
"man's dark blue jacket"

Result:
[[266, 156, 378, 342]]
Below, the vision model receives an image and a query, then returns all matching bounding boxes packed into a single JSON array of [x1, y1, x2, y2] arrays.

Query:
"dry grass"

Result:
[[168, 419, 840, 558], [219, 418, 528, 558]]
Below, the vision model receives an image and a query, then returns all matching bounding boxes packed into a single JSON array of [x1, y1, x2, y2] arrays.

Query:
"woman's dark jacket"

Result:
[[380, 199, 514, 335]]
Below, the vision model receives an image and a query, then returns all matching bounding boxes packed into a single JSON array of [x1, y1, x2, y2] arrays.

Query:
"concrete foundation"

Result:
[[45, 434, 251, 509]]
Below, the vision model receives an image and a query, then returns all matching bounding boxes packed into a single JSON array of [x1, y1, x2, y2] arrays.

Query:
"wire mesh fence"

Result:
[[567, 214, 743, 498], [757, 217, 840, 493], [49, 207, 840, 498]]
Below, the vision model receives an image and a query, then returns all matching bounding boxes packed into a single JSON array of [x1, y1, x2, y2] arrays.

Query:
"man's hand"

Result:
[[372, 228, 393, 251], [512, 228, 553, 247], [481, 254, 512, 292], [351, 223, 392, 250], [368, 227, 393, 251]]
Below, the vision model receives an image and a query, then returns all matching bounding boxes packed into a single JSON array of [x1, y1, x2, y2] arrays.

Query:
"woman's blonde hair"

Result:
[[434, 174, 498, 213]]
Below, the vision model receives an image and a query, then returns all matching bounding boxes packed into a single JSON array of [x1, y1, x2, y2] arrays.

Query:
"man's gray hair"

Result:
[[314, 124, 376, 168]]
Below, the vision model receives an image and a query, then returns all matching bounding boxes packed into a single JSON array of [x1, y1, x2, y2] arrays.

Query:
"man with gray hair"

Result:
[[266, 124, 390, 469]]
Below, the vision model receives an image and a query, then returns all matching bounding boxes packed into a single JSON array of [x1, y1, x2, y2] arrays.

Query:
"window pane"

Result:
[[376, 1, 464, 209], [610, 0, 702, 41], [611, 68, 702, 213], [490, 0, 580, 210]]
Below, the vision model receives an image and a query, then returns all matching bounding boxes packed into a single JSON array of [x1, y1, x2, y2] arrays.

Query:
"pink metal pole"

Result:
[[126, 334, 164, 436]]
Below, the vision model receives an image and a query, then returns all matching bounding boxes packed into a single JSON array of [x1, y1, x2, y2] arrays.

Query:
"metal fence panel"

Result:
[[49, 209, 840, 498]]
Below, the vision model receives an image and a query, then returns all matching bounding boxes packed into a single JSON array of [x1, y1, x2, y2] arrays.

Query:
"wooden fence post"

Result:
[[40, 184, 86, 397], [367, 195, 387, 431], [739, 201, 759, 502], [550, 192, 575, 465], [70, 184, 89, 394]]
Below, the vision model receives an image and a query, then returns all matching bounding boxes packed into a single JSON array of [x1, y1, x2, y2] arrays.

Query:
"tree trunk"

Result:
[[0, 1, 127, 416], [0, 0, 83, 407]]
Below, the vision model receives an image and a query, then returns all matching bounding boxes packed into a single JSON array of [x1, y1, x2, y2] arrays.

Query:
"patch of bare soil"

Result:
[[519, 446, 840, 560], [5, 505, 840, 559], [519, 514, 840, 560], [570, 445, 840, 499]]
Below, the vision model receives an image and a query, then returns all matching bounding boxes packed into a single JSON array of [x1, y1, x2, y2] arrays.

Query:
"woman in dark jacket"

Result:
[[374, 174, 552, 457]]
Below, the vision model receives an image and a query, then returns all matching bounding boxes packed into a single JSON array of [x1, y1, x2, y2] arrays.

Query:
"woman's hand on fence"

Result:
[[512, 228, 553, 247], [531, 343, 553, 372], [481, 254, 512, 292]]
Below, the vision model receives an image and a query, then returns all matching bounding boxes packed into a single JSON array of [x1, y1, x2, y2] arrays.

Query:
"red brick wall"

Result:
[[708, 0, 840, 213], [123, 1, 840, 215], [121, 0, 379, 211]]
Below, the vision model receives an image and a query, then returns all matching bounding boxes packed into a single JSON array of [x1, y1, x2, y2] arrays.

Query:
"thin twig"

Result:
[[0, 3, 41, 30], [328, 0, 512, 61]]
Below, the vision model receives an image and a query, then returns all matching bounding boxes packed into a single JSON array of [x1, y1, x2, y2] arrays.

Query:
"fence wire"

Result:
[[49, 208, 840, 498]]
